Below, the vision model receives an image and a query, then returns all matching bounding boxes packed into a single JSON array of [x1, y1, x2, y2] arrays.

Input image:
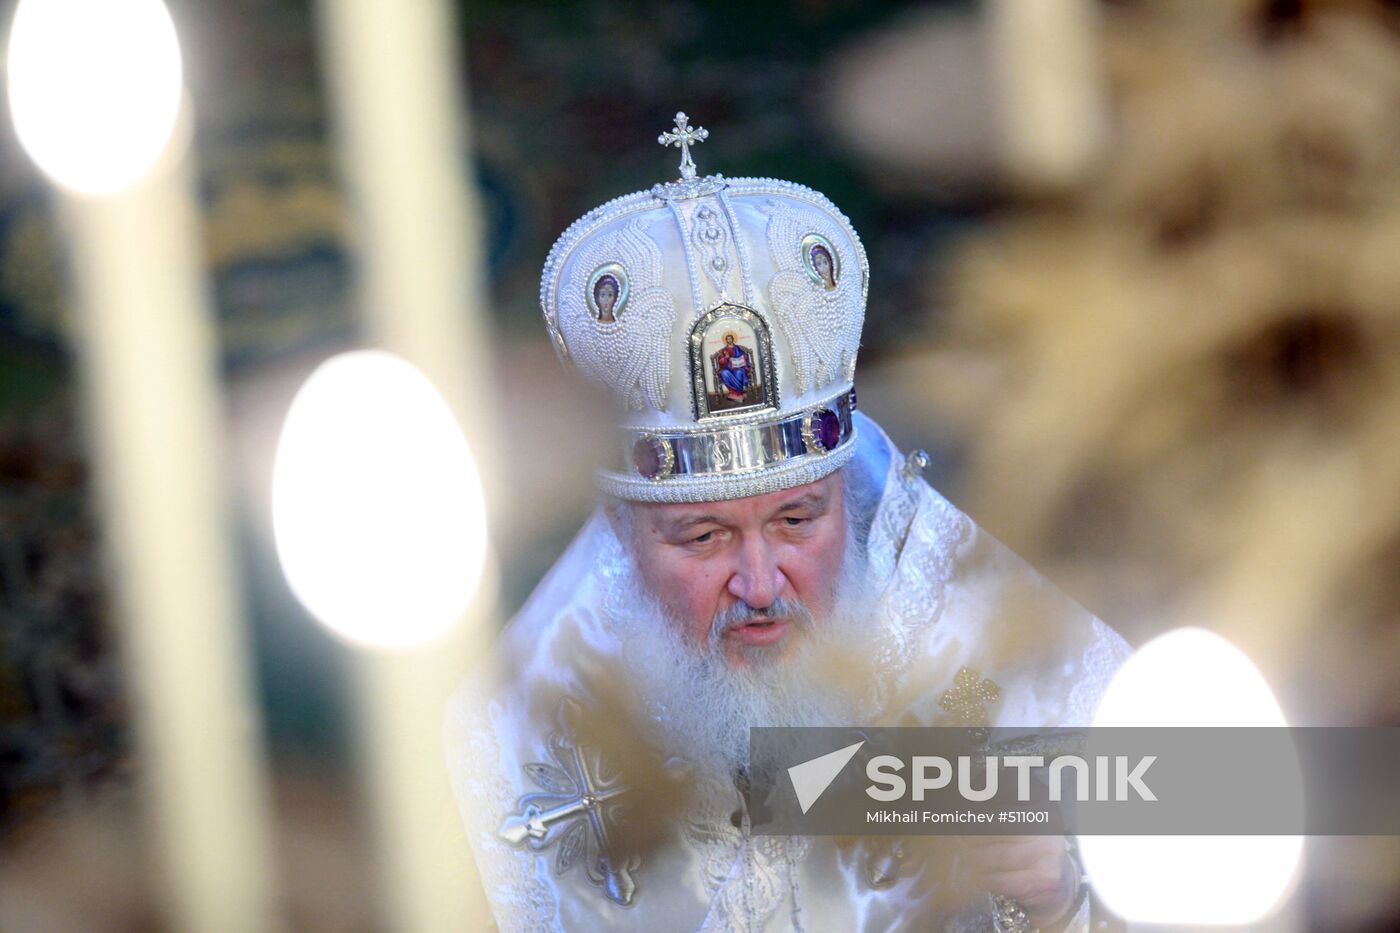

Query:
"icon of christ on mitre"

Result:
[[714, 332, 753, 404], [446, 113, 1132, 932]]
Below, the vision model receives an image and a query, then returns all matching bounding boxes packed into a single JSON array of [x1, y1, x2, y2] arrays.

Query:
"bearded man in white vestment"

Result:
[[446, 114, 1131, 932]]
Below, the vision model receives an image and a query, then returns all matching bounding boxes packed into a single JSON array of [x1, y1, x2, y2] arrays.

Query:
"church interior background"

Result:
[[2, 0, 1399, 928]]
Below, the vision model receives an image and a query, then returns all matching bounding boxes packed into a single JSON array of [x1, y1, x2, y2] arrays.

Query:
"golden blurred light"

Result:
[[272, 351, 487, 649], [6, 0, 183, 195], [1079, 628, 1304, 926]]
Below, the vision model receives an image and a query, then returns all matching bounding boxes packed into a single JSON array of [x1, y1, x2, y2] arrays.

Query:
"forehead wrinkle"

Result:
[[640, 477, 838, 538]]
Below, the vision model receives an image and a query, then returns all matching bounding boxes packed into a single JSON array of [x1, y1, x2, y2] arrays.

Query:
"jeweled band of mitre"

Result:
[[540, 112, 869, 503]]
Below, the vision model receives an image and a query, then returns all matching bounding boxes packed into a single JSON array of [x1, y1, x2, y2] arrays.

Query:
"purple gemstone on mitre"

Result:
[[633, 437, 665, 478], [815, 408, 841, 451]]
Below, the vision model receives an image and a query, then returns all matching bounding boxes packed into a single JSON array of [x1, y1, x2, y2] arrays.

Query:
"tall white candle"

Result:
[[64, 152, 280, 933], [987, 0, 1108, 191], [7, 1, 279, 929], [314, 1, 498, 930]]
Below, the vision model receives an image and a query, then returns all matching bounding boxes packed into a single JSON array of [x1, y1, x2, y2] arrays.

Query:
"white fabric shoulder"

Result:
[[444, 678, 564, 933]]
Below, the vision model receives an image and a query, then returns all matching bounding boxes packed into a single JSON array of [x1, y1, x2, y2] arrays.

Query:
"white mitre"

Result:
[[541, 112, 866, 503], [446, 115, 1131, 932]]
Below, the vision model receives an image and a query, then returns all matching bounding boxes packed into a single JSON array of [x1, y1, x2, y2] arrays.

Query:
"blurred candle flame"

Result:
[[7, 0, 183, 195], [1079, 627, 1305, 926], [273, 350, 488, 649]]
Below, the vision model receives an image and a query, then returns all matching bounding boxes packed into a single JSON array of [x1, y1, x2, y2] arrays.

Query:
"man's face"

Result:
[[627, 472, 847, 666]]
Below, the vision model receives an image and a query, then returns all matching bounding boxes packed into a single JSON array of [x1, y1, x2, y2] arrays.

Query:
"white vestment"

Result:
[[446, 413, 1130, 931]]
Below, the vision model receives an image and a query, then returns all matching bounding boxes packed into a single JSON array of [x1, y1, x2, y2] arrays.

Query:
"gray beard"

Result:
[[614, 541, 880, 777]]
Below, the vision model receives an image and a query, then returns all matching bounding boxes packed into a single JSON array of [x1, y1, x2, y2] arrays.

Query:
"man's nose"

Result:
[[727, 539, 785, 608]]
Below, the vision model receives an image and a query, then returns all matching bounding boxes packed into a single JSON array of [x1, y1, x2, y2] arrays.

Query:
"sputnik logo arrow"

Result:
[[788, 740, 865, 814]]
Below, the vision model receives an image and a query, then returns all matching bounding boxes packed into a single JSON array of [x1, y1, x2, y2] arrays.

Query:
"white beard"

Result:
[[613, 539, 880, 777]]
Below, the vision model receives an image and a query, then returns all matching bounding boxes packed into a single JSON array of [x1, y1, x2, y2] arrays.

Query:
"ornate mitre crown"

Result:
[[541, 113, 868, 503]]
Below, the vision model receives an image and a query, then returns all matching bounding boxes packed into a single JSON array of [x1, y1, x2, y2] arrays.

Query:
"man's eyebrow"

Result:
[[661, 513, 726, 535], [774, 492, 828, 513]]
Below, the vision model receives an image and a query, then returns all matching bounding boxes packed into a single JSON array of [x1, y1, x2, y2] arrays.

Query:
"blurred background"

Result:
[[2, 0, 1399, 929]]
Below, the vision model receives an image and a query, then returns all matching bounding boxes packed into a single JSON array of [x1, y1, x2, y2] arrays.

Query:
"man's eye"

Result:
[[692, 531, 715, 544], [783, 516, 806, 527]]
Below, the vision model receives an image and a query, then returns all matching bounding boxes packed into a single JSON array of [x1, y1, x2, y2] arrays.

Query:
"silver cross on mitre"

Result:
[[658, 111, 709, 182], [498, 698, 639, 906]]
